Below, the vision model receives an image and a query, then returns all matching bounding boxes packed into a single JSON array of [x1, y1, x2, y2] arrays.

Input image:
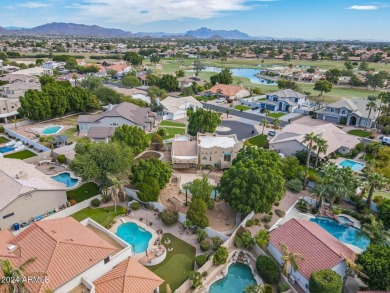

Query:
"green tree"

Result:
[[311, 52, 320, 61], [158, 74, 179, 91], [187, 108, 222, 136], [187, 198, 208, 228], [150, 53, 161, 64], [64, 57, 77, 70], [193, 58, 204, 77], [188, 176, 214, 208], [254, 230, 269, 247], [309, 270, 343, 293], [281, 157, 304, 180], [365, 98, 377, 129], [234, 231, 255, 248], [344, 61, 353, 70], [314, 80, 332, 96], [366, 71, 387, 91], [260, 118, 268, 135], [220, 147, 285, 214], [279, 243, 304, 278], [175, 69, 185, 78], [313, 136, 328, 169], [378, 199, 390, 229], [210, 68, 233, 85], [357, 245, 390, 291], [365, 171, 388, 204], [359, 60, 369, 71], [277, 79, 300, 91], [213, 246, 228, 265], [111, 125, 148, 155], [357, 215, 389, 245], [124, 52, 143, 66], [0, 258, 37, 293], [325, 68, 342, 84], [256, 255, 281, 284], [35, 58, 44, 66], [131, 158, 172, 189], [122, 75, 141, 87], [80, 76, 103, 92], [189, 271, 203, 288], [283, 53, 291, 62], [302, 132, 317, 189], [137, 177, 160, 202]]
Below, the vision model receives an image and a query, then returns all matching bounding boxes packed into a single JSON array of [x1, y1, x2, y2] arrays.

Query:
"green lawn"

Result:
[[347, 129, 372, 137], [247, 135, 268, 147], [160, 121, 186, 128], [158, 127, 186, 140], [67, 182, 100, 203], [234, 105, 251, 111], [0, 136, 9, 144], [268, 112, 286, 118], [4, 149, 36, 160], [71, 206, 123, 228], [61, 127, 80, 142], [373, 191, 390, 200], [148, 233, 196, 293]]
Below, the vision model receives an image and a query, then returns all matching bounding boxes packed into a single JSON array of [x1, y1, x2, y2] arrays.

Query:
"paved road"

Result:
[[201, 102, 289, 127], [217, 120, 257, 141]]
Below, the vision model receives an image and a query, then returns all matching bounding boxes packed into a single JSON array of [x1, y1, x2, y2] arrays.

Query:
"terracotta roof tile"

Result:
[[208, 84, 243, 97]]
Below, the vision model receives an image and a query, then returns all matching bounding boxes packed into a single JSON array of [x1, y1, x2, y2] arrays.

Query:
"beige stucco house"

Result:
[[0, 158, 67, 230]]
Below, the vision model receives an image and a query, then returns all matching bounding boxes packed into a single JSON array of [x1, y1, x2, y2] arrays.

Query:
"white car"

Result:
[[216, 98, 225, 103]]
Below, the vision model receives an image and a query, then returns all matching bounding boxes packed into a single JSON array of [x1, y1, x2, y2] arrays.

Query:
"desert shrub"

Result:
[[195, 255, 207, 268], [213, 246, 228, 265], [234, 231, 255, 248], [0, 126, 4, 133], [355, 143, 364, 152], [262, 284, 273, 293], [373, 196, 385, 204], [263, 214, 272, 223], [309, 269, 342, 293], [278, 282, 291, 293], [256, 255, 281, 284], [269, 211, 273, 216], [264, 224, 270, 229], [297, 198, 308, 212], [200, 240, 210, 251], [91, 198, 101, 207], [69, 199, 77, 206], [286, 178, 303, 192], [131, 202, 140, 210], [56, 154, 66, 164], [254, 229, 269, 247], [274, 202, 280, 206], [196, 229, 207, 242], [161, 209, 179, 226], [212, 236, 223, 250], [275, 209, 285, 218], [246, 219, 254, 227], [157, 128, 167, 136]]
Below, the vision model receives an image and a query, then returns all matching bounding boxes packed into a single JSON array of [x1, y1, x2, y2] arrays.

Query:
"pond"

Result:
[[202, 67, 277, 85]]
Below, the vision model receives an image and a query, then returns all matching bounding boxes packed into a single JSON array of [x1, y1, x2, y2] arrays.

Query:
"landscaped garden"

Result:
[[160, 121, 186, 128], [247, 135, 268, 148], [4, 149, 37, 160], [234, 105, 251, 111], [66, 182, 100, 203], [268, 112, 285, 118], [71, 206, 124, 228], [0, 136, 9, 144], [149, 233, 196, 293], [347, 129, 372, 137]]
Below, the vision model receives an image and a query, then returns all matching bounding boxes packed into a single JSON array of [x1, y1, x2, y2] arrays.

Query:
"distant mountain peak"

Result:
[[185, 27, 251, 40]]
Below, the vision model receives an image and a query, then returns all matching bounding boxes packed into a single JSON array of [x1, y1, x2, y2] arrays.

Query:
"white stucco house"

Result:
[[268, 218, 355, 293], [159, 96, 203, 120]]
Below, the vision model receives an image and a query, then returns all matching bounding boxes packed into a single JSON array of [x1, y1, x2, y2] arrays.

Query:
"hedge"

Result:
[[309, 270, 342, 293], [256, 255, 281, 284], [200, 240, 210, 252], [91, 198, 101, 207], [161, 209, 179, 226], [195, 255, 207, 268]]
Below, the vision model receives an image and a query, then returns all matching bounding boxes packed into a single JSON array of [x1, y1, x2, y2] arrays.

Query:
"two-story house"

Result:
[[259, 89, 307, 113], [316, 98, 379, 128]]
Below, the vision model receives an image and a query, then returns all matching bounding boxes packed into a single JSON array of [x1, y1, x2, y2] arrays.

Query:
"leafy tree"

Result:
[[344, 61, 353, 70], [138, 177, 160, 202], [187, 108, 222, 136], [187, 198, 208, 228], [124, 52, 143, 66], [366, 71, 387, 91], [189, 271, 203, 288], [193, 58, 205, 77], [93, 87, 122, 104], [283, 53, 291, 62], [210, 68, 233, 85], [302, 132, 317, 189], [0, 257, 37, 293], [35, 58, 44, 66], [279, 243, 304, 278], [80, 76, 103, 92], [150, 53, 161, 64], [111, 125, 148, 155], [245, 284, 272, 293], [151, 133, 163, 150], [311, 53, 320, 61], [309, 270, 343, 293], [122, 75, 141, 87], [175, 69, 185, 78], [364, 171, 388, 204], [314, 80, 332, 96], [359, 60, 369, 71], [39, 74, 55, 86], [70, 141, 133, 184], [148, 85, 168, 100], [161, 209, 178, 226], [212, 236, 223, 250], [254, 230, 269, 247], [281, 157, 304, 180], [188, 176, 214, 208], [220, 147, 285, 214], [64, 57, 77, 70], [213, 246, 228, 265], [195, 255, 207, 268], [131, 158, 172, 189], [234, 230, 255, 248], [357, 214, 389, 245], [256, 255, 281, 284], [158, 74, 179, 91], [146, 74, 161, 86], [325, 68, 342, 84], [378, 199, 390, 229], [181, 86, 195, 96]]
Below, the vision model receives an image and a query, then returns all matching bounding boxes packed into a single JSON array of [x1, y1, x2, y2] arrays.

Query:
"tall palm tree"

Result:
[[264, 109, 270, 116], [313, 136, 328, 169], [279, 243, 304, 278], [226, 108, 230, 118], [369, 141, 383, 159], [260, 119, 268, 135], [357, 215, 390, 245], [365, 98, 377, 130], [0, 257, 36, 293], [365, 171, 388, 204], [302, 132, 318, 189], [311, 184, 327, 207], [272, 118, 280, 128], [72, 73, 78, 86], [107, 175, 127, 211]]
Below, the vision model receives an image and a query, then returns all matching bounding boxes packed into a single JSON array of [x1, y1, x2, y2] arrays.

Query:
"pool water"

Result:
[[339, 159, 365, 171], [42, 125, 62, 135], [338, 216, 354, 225], [117, 222, 152, 253], [201, 67, 277, 85], [51, 172, 79, 187], [0, 146, 15, 153], [209, 263, 256, 293], [310, 217, 370, 250]]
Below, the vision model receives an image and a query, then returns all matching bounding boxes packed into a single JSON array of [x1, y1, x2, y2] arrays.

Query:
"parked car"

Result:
[[268, 130, 276, 136], [380, 136, 390, 145], [251, 106, 259, 110], [216, 98, 225, 103]]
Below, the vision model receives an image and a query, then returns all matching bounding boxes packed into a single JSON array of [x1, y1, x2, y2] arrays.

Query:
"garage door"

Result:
[[324, 116, 339, 123], [173, 113, 186, 120]]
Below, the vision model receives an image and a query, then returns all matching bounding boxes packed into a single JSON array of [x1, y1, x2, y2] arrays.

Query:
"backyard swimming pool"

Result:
[[51, 172, 79, 187], [209, 263, 256, 293], [41, 125, 62, 135], [0, 146, 15, 153], [310, 217, 370, 250], [339, 159, 365, 172], [117, 222, 152, 253]]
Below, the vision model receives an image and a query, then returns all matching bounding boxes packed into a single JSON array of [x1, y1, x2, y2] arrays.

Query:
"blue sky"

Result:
[[1, 0, 390, 40]]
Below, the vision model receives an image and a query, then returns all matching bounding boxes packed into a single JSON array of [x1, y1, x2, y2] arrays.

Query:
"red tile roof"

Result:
[[208, 84, 243, 97], [269, 218, 355, 279], [0, 218, 117, 293], [94, 258, 163, 293]]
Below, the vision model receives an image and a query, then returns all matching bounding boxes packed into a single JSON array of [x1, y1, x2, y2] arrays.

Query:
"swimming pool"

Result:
[[339, 159, 365, 172], [117, 222, 152, 253], [0, 146, 15, 153], [209, 263, 256, 293], [41, 125, 62, 135], [51, 172, 79, 187], [310, 217, 370, 250]]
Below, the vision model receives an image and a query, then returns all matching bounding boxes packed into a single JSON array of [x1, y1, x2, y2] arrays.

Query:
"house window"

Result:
[[341, 109, 346, 115], [202, 157, 207, 161], [104, 256, 110, 264], [3, 212, 14, 219], [330, 108, 335, 113], [224, 154, 232, 162], [210, 157, 212, 161]]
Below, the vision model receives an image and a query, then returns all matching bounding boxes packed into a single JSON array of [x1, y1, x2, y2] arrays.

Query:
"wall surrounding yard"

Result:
[[3, 126, 50, 152]]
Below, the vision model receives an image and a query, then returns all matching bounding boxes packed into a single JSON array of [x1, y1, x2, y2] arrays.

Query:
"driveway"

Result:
[[216, 120, 257, 141]]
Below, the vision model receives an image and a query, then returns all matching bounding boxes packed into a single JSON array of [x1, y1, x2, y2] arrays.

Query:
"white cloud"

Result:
[[73, 0, 263, 24], [347, 5, 379, 10], [19, 2, 50, 8]]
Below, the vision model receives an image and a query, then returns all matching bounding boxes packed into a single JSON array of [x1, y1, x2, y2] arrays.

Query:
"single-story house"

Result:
[[259, 89, 307, 113], [171, 133, 243, 169], [53, 135, 69, 147], [0, 98, 20, 123], [0, 158, 67, 230], [206, 84, 250, 101], [0, 217, 163, 293], [78, 102, 156, 133], [0, 73, 39, 84], [104, 85, 151, 104], [0, 81, 41, 99], [159, 96, 203, 120], [9, 67, 53, 76], [316, 98, 379, 128], [269, 123, 360, 158], [268, 218, 355, 293], [87, 126, 116, 143]]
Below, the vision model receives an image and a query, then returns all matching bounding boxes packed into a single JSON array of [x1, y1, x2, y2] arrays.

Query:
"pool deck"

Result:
[[338, 214, 361, 229]]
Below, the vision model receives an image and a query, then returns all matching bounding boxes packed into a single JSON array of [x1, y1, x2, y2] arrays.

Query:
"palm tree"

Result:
[[369, 141, 383, 159], [272, 118, 280, 128], [311, 184, 327, 207], [279, 243, 304, 278], [365, 98, 377, 130], [72, 73, 78, 86], [357, 215, 390, 245], [107, 175, 127, 211], [302, 132, 318, 189], [264, 109, 270, 116], [0, 257, 36, 293], [260, 119, 268, 135], [313, 136, 328, 169], [226, 108, 230, 118], [365, 171, 388, 204]]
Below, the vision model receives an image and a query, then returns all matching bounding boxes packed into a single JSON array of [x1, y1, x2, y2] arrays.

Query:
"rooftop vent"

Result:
[[16, 171, 28, 179]]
